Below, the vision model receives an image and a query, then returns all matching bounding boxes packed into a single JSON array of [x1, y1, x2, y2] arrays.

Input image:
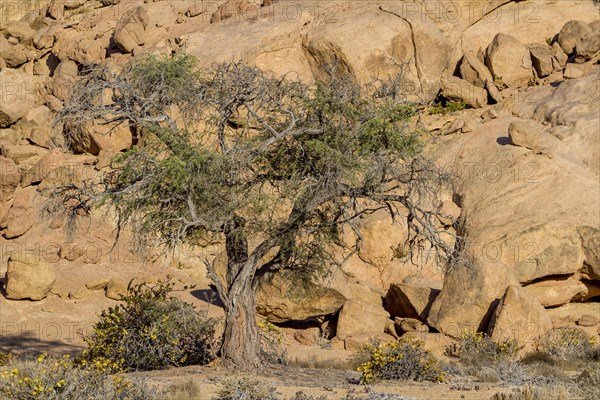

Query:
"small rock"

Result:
[[105, 278, 129, 300], [394, 317, 429, 334], [551, 42, 568, 68], [577, 314, 599, 327], [481, 109, 499, 122], [86, 278, 110, 290], [70, 287, 91, 300]]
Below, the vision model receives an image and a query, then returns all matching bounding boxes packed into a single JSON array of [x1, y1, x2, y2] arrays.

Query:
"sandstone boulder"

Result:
[[485, 34, 533, 88], [459, 51, 494, 88], [488, 285, 552, 348], [528, 44, 554, 78], [5, 254, 56, 301], [0, 35, 28, 68], [106, 278, 129, 300], [1, 187, 36, 238], [441, 76, 488, 108], [550, 42, 568, 69], [385, 281, 441, 322], [256, 274, 346, 323], [336, 300, 390, 341], [575, 32, 600, 63], [508, 120, 544, 153], [524, 277, 588, 307], [427, 259, 518, 338], [114, 6, 150, 53], [0, 70, 44, 127], [558, 20, 592, 55], [394, 317, 429, 335], [579, 226, 600, 280], [68, 119, 133, 155], [0, 157, 21, 202]]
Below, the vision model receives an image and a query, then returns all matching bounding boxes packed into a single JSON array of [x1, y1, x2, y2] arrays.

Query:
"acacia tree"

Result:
[[49, 54, 458, 368]]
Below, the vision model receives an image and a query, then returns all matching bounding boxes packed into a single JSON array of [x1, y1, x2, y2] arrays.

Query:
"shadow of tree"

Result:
[[0, 331, 84, 357]]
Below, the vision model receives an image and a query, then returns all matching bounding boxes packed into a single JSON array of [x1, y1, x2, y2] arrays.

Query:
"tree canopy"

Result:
[[49, 54, 459, 367]]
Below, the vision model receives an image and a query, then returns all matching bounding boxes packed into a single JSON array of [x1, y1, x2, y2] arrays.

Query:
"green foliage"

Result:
[[78, 279, 217, 371], [357, 336, 445, 384], [212, 378, 281, 400], [446, 329, 519, 365], [536, 328, 597, 362], [0, 354, 157, 400], [429, 98, 467, 115]]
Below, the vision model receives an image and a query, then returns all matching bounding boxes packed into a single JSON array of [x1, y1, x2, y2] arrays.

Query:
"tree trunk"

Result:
[[221, 280, 260, 368], [220, 214, 260, 368]]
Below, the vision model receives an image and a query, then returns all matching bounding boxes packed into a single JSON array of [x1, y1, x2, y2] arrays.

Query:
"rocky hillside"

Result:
[[0, 0, 599, 354]]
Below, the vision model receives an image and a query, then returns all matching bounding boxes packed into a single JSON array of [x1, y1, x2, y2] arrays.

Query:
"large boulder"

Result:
[[5, 254, 57, 301], [114, 6, 149, 53], [459, 51, 494, 88], [427, 259, 518, 338], [528, 44, 555, 78], [575, 32, 600, 63], [385, 280, 441, 322], [579, 226, 600, 280], [524, 277, 588, 308], [1, 187, 36, 238], [256, 274, 346, 323], [485, 33, 533, 88], [558, 20, 592, 55], [488, 285, 552, 347], [336, 300, 390, 341], [0, 70, 44, 127], [67, 119, 133, 155], [0, 35, 28, 67]]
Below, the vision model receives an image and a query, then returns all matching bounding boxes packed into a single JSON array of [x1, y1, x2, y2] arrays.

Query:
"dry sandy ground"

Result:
[[132, 363, 515, 400]]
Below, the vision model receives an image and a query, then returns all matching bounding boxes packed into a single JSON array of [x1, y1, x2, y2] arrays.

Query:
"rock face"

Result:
[[256, 274, 346, 323], [68, 119, 133, 155], [488, 285, 553, 347], [0, 156, 21, 201], [5, 254, 57, 300], [485, 33, 533, 88], [114, 6, 149, 53]]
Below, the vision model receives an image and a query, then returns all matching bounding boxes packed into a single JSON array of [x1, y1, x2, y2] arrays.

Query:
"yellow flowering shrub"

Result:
[[445, 329, 519, 364], [78, 279, 218, 371], [357, 336, 445, 384], [0, 353, 156, 400], [537, 327, 597, 362], [257, 321, 287, 364]]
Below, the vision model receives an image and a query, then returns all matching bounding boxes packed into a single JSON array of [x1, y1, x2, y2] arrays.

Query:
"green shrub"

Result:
[[429, 99, 467, 115], [446, 329, 519, 365], [357, 336, 445, 384], [79, 279, 217, 371], [0, 354, 157, 400], [212, 377, 281, 400], [536, 328, 596, 362]]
